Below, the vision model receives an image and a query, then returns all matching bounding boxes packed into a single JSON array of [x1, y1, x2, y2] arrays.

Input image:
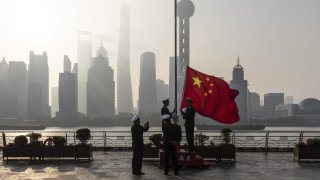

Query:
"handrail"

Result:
[[1, 130, 320, 153]]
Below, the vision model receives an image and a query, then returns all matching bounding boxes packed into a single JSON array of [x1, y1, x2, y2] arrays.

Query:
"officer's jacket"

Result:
[[181, 106, 196, 126], [163, 123, 182, 146], [131, 124, 149, 147]]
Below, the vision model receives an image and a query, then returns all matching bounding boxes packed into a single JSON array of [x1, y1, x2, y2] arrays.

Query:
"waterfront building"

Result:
[[57, 56, 78, 120], [77, 31, 92, 115], [168, 57, 175, 110], [117, 4, 133, 114], [0, 58, 8, 118], [264, 93, 284, 118], [275, 104, 299, 118], [230, 57, 248, 121], [51, 87, 58, 117], [248, 92, 261, 118], [299, 98, 320, 114], [285, 96, 294, 105], [28, 51, 50, 119], [7, 61, 28, 119], [156, 79, 169, 110], [87, 45, 115, 118], [138, 52, 157, 114]]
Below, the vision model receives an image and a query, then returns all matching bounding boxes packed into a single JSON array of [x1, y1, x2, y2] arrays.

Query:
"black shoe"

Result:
[[137, 172, 145, 175], [174, 172, 180, 176], [163, 172, 168, 175]]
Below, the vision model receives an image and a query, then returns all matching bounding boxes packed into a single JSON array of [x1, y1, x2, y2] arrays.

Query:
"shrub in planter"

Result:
[[28, 132, 42, 143], [149, 134, 163, 148], [76, 128, 91, 144], [14, 135, 28, 147], [53, 136, 66, 146], [194, 132, 209, 147], [221, 128, 232, 144], [306, 138, 320, 146]]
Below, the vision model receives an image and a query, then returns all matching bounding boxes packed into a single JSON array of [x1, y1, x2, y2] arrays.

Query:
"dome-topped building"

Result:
[[299, 98, 320, 113], [230, 57, 248, 121], [233, 56, 244, 81]]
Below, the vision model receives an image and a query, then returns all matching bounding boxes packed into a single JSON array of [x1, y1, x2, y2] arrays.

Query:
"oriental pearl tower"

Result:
[[178, 0, 195, 77], [176, 0, 195, 108]]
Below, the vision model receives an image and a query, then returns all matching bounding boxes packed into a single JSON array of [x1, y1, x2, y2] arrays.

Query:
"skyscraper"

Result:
[[77, 31, 92, 115], [87, 45, 115, 118], [28, 51, 50, 119], [117, 4, 133, 114], [230, 57, 248, 121], [0, 58, 8, 118], [51, 87, 58, 118], [59, 56, 77, 113], [64, 55, 72, 73], [7, 61, 28, 119], [156, 79, 169, 110], [139, 52, 157, 114], [264, 93, 284, 117]]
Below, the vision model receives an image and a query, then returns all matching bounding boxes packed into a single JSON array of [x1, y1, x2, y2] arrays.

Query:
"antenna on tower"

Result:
[[237, 56, 240, 65]]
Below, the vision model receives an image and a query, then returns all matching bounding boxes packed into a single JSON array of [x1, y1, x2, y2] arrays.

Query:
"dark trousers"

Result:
[[132, 146, 143, 173], [164, 144, 179, 173], [186, 125, 194, 151]]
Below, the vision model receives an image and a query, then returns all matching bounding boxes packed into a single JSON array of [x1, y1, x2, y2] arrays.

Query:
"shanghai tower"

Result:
[[117, 5, 133, 114]]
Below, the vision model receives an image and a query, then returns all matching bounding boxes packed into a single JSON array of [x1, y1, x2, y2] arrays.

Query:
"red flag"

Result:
[[181, 66, 240, 124]]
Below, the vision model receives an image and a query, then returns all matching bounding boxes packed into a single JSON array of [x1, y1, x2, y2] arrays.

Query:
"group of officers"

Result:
[[131, 98, 196, 176]]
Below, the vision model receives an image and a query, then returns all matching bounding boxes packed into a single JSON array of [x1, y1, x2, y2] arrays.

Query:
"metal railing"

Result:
[[1, 130, 319, 154]]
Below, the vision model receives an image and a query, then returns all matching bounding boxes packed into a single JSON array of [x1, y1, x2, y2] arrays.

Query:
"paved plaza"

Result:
[[1, 151, 320, 180]]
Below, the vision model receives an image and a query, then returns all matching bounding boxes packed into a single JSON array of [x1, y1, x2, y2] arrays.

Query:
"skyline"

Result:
[[0, 0, 319, 108]]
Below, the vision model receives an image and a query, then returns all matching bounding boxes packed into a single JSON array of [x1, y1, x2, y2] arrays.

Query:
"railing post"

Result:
[[265, 132, 269, 155], [65, 133, 68, 144], [299, 132, 304, 144], [232, 132, 236, 145], [74, 132, 76, 144], [104, 131, 107, 155]]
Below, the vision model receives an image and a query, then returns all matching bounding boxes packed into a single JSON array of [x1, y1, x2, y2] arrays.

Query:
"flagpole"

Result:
[[174, 0, 178, 114]]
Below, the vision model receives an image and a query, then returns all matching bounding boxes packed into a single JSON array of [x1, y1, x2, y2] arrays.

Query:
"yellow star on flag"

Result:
[[209, 89, 213, 94], [192, 76, 202, 88]]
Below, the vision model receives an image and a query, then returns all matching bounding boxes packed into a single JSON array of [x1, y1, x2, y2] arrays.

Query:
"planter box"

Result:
[[194, 146, 219, 160], [143, 145, 159, 158], [294, 145, 320, 162], [219, 144, 236, 162], [3, 144, 92, 161], [75, 144, 92, 160], [41, 146, 76, 160], [3, 143, 41, 161]]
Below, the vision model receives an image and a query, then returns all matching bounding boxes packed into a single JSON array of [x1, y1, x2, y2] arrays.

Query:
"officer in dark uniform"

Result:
[[161, 98, 174, 132], [180, 98, 196, 151], [162, 114, 180, 176], [131, 114, 149, 176]]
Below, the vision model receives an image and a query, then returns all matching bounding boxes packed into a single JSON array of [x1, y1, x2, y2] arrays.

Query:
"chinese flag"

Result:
[[181, 66, 240, 124]]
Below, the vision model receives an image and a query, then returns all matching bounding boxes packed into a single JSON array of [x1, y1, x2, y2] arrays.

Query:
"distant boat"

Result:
[[0, 125, 46, 130]]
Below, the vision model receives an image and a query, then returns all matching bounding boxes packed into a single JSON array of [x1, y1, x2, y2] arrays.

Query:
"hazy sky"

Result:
[[0, 0, 319, 108]]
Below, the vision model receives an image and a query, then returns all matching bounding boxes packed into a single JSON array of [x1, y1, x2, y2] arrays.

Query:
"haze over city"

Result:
[[0, 0, 319, 109]]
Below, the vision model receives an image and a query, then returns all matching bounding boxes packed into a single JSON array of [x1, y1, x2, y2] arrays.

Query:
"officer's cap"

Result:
[[131, 114, 140, 122], [187, 97, 193, 102], [162, 98, 169, 103]]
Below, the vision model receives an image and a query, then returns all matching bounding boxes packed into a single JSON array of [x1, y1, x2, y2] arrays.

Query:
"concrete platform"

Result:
[[1, 151, 320, 180]]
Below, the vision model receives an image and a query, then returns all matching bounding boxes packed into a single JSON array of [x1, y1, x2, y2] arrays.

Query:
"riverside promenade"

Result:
[[1, 151, 320, 180]]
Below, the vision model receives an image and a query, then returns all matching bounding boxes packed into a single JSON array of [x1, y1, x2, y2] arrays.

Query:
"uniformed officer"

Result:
[[161, 98, 174, 132], [180, 98, 196, 151], [162, 114, 180, 176], [131, 114, 149, 176]]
